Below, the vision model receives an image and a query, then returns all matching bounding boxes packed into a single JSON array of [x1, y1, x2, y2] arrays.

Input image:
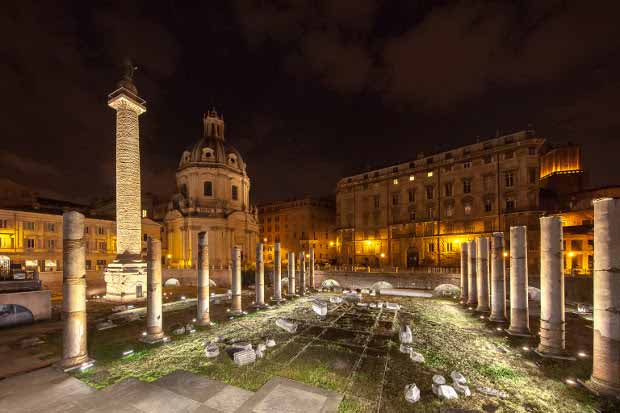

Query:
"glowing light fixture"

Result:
[[409, 175, 415, 181], [393, 178, 399, 185], [503, 252, 508, 257], [427, 171, 433, 177], [568, 251, 575, 257], [380, 253, 385, 258]]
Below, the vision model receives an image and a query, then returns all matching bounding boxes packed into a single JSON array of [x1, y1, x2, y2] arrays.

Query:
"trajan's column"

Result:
[[104, 60, 148, 303]]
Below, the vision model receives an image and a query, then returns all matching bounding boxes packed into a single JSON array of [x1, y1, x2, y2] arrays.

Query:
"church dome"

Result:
[[179, 110, 246, 171]]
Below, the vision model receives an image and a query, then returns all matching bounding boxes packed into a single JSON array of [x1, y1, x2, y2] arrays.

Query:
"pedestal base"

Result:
[[250, 303, 270, 310], [196, 319, 213, 327], [505, 328, 533, 337], [488, 316, 508, 323], [271, 297, 287, 304], [104, 258, 147, 303], [140, 335, 169, 345], [59, 357, 95, 372], [579, 378, 620, 399], [533, 349, 576, 361]]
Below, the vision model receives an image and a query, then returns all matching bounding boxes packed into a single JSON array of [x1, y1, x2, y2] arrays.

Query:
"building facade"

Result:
[[335, 130, 592, 274], [0, 207, 160, 275], [258, 198, 337, 265], [163, 110, 259, 270]]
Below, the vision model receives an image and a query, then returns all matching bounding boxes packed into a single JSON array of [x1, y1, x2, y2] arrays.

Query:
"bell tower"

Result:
[[202, 109, 225, 140]]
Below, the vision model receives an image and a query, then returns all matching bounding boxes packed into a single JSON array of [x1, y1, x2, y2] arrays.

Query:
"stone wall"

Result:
[[0, 290, 51, 321], [315, 270, 460, 291], [162, 268, 231, 288], [316, 270, 594, 304], [39, 271, 106, 297]]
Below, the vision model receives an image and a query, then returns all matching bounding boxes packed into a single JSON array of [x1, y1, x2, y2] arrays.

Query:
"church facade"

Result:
[[163, 110, 259, 270]]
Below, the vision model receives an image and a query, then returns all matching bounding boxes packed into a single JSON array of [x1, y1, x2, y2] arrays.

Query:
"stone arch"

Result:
[[164, 278, 180, 287], [321, 279, 341, 288], [0, 304, 34, 328], [371, 281, 394, 291]]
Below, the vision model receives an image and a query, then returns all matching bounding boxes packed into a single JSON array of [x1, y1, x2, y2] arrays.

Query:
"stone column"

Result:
[[254, 243, 267, 308], [590, 198, 620, 395], [299, 251, 306, 296], [460, 242, 469, 304], [108, 82, 145, 259], [104, 71, 147, 303], [196, 232, 211, 326], [61, 211, 89, 369], [272, 242, 284, 303], [507, 226, 530, 336], [143, 238, 165, 343], [489, 232, 507, 322], [309, 247, 315, 290], [230, 246, 243, 315], [467, 240, 477, 307], [476, 237, 490, 312], [287, 252, 296, 297], [538, 216, 565, 355]]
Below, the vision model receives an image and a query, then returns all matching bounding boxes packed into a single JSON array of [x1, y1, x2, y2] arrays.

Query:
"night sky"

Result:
[[2, 1, 619, 204]]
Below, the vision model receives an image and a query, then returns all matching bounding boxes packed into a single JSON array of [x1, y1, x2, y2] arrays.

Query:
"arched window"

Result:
[[204, 181, 213, 197]]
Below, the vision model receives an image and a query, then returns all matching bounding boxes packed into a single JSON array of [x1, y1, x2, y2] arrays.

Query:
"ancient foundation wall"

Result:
[[0, 290, 51, 321], [316, 270, 593, 303]]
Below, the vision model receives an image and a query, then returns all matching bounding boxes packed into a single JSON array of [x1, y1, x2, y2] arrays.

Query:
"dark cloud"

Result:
[[0, 0, 179, 201], [2, 0, 620, 206]]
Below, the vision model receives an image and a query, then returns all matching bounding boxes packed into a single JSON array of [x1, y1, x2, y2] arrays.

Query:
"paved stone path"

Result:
[[0, 367, 341, 413]]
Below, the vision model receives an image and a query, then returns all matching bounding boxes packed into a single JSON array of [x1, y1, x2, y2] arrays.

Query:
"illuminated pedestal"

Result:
[[104, 258, 147, 303]]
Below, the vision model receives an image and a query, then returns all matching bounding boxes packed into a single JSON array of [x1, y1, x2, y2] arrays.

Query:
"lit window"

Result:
[[427, 171, 433, 177], [142, 209, 147, 218], [464, 204, 472, 215], [393, 178, 399, 185], [409, 175, 415, 181]]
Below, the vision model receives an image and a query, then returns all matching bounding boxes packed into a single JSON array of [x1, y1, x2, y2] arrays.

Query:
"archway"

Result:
[[0, 304, 34, 327]]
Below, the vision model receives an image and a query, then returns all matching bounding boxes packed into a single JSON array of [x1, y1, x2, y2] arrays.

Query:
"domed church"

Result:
[[163, 110, 259, 270]]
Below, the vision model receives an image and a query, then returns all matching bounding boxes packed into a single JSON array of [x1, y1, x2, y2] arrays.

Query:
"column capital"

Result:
[[108, 89, 146, 115]]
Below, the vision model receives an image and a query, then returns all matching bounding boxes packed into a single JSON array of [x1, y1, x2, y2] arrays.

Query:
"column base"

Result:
[[488, 316, 508, 323], [196, 319, 213, 327], [286, 294, 299, 299], [466, 301, 478, 309], [476, 306, 490, 313], [579, 378, 620, 399], [250, 303, 270, 310], [505, 328, 532, 337], [59, 356, 95, 372], [104, 258, 147, 304], [271, 297, 287, 304], [140, 334, 169, 345], [228, 310, 245, 317], [533, 349, 575, 361]]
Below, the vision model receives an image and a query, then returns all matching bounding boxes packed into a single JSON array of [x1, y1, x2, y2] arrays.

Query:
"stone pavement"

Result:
[[0, 367, 342, 413]]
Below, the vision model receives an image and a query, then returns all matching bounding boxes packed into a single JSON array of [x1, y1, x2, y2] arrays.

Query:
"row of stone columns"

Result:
[[457, 204, 620, 396]]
